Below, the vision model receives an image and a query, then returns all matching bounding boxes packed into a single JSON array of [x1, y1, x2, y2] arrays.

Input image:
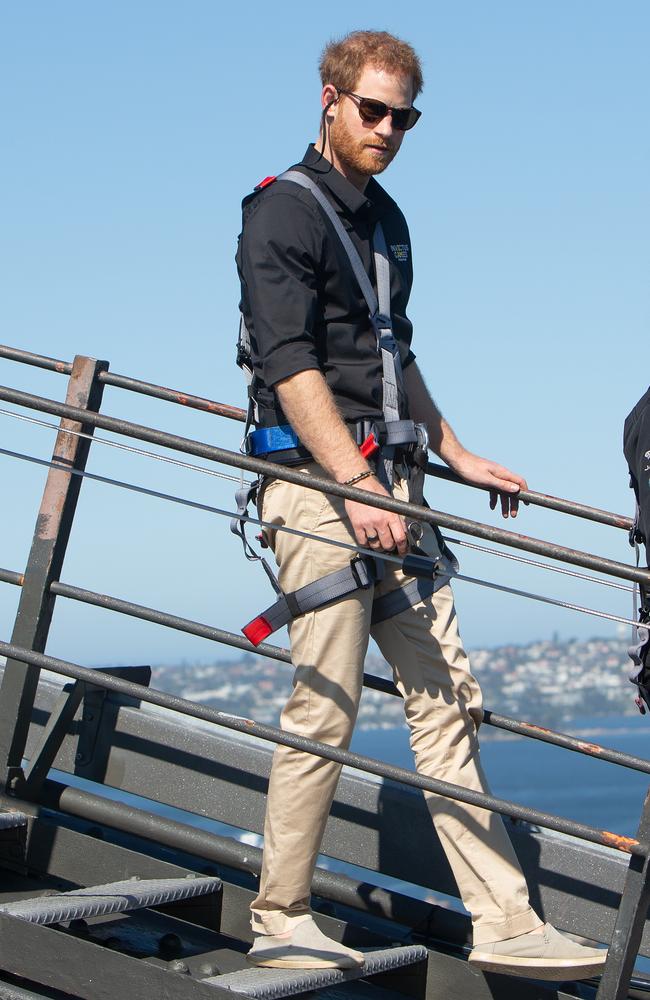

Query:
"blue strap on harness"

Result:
[[247, 424, 299, 456]]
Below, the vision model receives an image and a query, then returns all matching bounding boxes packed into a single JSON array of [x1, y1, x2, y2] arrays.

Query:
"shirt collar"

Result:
[[299, 144, 390, 223]]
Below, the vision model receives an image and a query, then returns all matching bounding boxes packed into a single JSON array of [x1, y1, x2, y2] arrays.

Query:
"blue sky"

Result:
[[1, 1, 648, 666]]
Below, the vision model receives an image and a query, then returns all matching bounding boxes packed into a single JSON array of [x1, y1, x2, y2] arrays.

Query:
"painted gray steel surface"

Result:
[[208, 946, 428, 999], [22, 677, 650, 955], [0, 875, 221, 924], [0, 812, 26, 830]]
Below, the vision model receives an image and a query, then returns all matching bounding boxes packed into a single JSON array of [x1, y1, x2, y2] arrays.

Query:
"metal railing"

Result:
[[1, 343, 649, 999], [0, 382, 647, 589], [0, 342, 635, 531]]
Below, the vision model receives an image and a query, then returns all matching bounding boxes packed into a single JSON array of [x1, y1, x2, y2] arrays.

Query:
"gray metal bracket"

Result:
[[19, 666, 151, 799], [22, 680, 85, 797], [74, 666, 151, 781], [14, 667, 151, 801]]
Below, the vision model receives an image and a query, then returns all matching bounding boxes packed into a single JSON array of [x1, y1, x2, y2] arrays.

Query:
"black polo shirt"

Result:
[[236, 144, 416, 429]]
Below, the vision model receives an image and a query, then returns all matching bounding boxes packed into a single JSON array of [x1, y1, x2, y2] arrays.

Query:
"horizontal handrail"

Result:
[[0, 345, 73, 375], [50, 577, 292, 662], [482, 711, 650, 775], [2, 563, 649, 774], [427, 462, 633, 531], [0, 343, 634, 531], [101, 370, 249, 423], [1, 382, 647, 586], [0, 638, 643, 856], [2, 402, 635, 590], [0, 345, 244, 422], [1, 443, 640, 630]]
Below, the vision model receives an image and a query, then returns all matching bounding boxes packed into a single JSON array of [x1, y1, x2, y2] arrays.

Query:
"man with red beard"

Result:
[[236, 30, 606, 980]]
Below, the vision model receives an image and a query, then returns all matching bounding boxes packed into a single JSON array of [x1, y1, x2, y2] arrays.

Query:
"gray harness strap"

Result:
[[372, 222, 406, 488], [242, 556, 380, 645], [230, 481, 282, 597], [372, 571, 452, 625], [279, 169, 410, 491], [371, 221, 405, 423], [278, 170, 380, 313]]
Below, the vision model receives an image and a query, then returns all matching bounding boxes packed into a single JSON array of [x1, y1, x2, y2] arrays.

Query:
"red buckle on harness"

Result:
[[360, 433, 380, 459], [242, 615, 273, 646], [254, 175, 277, 191]]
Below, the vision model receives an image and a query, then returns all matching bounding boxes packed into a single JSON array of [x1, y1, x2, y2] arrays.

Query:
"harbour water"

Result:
[[351, 713, 650, 837]]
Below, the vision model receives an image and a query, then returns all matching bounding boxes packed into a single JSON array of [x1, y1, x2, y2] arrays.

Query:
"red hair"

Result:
[[319, 30, 424, 100]]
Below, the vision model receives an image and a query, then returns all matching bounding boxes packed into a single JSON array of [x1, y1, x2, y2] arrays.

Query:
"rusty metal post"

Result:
[[595, 789, 650, 1000], [0, 354, 108, 792]]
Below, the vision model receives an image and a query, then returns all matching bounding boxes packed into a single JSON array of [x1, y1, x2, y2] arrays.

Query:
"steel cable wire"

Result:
[[0, 405, 634, 595], [0, 406, 253, 487], [442, 535, 634, 593], [0, 342, 635, 531], [3, 380, 647, 588], [0, 441, 641, 630]]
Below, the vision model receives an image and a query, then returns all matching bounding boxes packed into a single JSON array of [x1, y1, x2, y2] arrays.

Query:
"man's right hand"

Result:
[[344, 476, 409, 555], [274, 372, 408, 554]]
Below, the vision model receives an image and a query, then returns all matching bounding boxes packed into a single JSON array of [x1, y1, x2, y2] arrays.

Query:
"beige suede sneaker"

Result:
[[468, 922, 607, 980], [247, 916, 365, 969]]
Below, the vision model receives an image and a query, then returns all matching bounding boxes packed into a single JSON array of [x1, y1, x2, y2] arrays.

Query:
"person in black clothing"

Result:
[[624, 387, 650, 713], [625, 387, 650, 570], [237, 29, 607, 979]]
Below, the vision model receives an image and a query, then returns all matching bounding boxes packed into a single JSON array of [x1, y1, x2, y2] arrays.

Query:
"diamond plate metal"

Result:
[[205, 945, 428, 999], [0, 875, 221, 925], [0, 812, 27, 830]]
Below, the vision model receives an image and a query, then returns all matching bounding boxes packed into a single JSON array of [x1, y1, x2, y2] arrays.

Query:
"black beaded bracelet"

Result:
[[343, 470, 373, 486]]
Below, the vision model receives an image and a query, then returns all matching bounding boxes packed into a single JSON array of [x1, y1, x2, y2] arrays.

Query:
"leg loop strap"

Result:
[[242, 555, 379, 646]]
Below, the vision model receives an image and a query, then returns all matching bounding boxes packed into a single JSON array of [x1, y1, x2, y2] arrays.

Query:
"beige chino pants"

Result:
[[250, 464, 540, 946]]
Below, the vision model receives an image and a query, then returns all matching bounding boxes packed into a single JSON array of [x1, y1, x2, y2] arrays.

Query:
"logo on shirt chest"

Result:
[[390, 243, 410, 263]]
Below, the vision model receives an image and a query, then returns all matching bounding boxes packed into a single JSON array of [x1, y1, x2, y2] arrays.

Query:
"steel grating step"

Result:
[[205, 945, 428, 1000], [0, 874, 221, 925], [0, 812, 27, 831]]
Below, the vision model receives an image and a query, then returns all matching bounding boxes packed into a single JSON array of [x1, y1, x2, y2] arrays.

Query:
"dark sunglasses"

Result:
[[337, 89, 421, 132]]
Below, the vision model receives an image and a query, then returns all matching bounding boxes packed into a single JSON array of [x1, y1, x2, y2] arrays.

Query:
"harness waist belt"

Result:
[[246, 419, 419, 458], [247, 424, 300, 455]]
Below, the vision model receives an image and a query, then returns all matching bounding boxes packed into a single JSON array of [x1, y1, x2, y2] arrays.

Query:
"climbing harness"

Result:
[[234, 169, 452, 644]]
